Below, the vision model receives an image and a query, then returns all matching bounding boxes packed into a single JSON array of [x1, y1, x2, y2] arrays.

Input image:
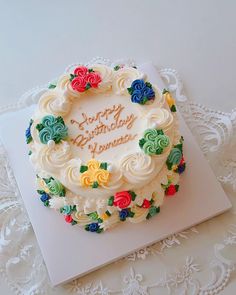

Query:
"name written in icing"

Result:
[[70, 104, 138, 157]]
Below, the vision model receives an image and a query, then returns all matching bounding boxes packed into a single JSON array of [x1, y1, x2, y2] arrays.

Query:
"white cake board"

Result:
[[0, 64, 231, 286]]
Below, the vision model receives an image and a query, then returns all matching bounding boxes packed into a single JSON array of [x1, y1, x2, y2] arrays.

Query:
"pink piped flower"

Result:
[[85, 72, 102, 88], [71, 76, 87, 92], [74, 66, 88, 77]]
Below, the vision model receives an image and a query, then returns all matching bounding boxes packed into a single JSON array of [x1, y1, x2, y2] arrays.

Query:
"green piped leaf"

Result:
[[139, 138, 146, 148], [129, 211, 135, 218], [170, 105, 177, 112], [26, 137, 32, 144], [100, 162, 108, 170], [56, 116, 65, 125], [96, 228, 103, 233], [88, 68, 94, 73], [129, 191, 137, 201], [145, 82, 152, 88], [85, 83, 91, 90], [105, 210, 111, 216], [44, 200, 49, 207], [127, 87, 133, 95], [59, 188, 66, 197], [36, 123, 44, 132], [114, 65, 120, 71], [140, 96, 148, 105], [92, 181, 99, 188], [108, 196, 114, 206], [80, 165, 88, 173], [162, 88, 169, 94], [156, 129, 164, 135], [48, 83, 56, 89], [166, 160, 173, 170], [70, 74, 75, 81]]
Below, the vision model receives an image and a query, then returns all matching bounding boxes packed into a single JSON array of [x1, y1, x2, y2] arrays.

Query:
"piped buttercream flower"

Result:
[[113, 191, 132, 209], [70, 66, 102, 92], [36, 115, 68, 144], [163, 89, 176, 112], [25, 119, 33, 144], [80, 159, 110, 188], [139, 128, 170, 155], [128, 79, 155, 105]]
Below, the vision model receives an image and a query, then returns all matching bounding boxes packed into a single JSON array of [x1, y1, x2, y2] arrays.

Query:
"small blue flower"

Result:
[[25, 119, 33, 144], [177, 163, 186, 174], [119, 209, 129, 221], [25, 127, 31, 138], [40, 193, 50, 202], [142, 86, 155, 99], [88, 223, 99, 232], [131, 90, 143, 103], [131, 79, 146, 91]]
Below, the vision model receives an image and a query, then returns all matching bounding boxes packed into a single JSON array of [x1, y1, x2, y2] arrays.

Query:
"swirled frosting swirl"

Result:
[[146, 108, 174, 131], [89, 64, 113, 93], [120, 152, 157, 186], [38, 90, 72, 116], [37, 141, 72, 173], [113, 67, 143, 95]]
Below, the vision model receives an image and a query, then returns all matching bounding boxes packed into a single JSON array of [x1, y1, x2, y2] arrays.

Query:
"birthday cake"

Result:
[[25, 63, 186, 233]]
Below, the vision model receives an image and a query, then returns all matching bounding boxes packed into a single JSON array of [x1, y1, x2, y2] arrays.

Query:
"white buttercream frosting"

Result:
[[146, 108, 174, 132], [37, 141, 72, 173], [120, 152, 157, 187], [112, 67, 143, 95], [29, 64, 184, 231], [38, 89, 72, 116], [89, 64, 113, 93]]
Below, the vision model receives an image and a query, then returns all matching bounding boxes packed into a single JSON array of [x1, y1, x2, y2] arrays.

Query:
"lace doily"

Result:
[[0, 58, 236, 295]]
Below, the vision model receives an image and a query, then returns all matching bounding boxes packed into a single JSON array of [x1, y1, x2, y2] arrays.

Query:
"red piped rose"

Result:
[[71, 77, 87, 92], [65, 215, 73, 223], [74, 66, 88, 77], [113, 191, 132, 209], [85, 72, 102, 88], [180, 156, 185, 166], [165, 184, 176, 196], [142, 199, 151, 208], [70, 66, 102, 92]]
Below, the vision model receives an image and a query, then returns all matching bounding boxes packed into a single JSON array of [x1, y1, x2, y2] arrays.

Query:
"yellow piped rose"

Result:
[[80, 159, 110, 188]]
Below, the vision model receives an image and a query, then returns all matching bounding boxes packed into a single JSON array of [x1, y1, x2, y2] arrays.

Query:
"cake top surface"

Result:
[[28, 64, 177, 198]]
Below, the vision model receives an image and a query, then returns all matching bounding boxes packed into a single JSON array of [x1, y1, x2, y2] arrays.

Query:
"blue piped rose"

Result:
[[127, 79, 155, 105], [25, 119, 33, 144], [84, 222, 103, 233]]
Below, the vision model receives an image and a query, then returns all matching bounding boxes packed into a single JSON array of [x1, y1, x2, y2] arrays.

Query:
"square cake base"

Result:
[[0, 64, 231, 286]]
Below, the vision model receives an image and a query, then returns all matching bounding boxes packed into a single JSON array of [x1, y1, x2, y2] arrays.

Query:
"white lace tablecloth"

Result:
[[0, 58, 236, 295]]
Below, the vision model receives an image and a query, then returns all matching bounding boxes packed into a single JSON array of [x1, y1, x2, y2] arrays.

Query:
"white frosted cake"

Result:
[[25, 63, 186, 233]]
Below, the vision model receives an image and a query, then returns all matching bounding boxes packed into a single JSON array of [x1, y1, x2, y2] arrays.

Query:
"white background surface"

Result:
[[0, 1, 236, 294]]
